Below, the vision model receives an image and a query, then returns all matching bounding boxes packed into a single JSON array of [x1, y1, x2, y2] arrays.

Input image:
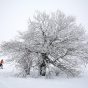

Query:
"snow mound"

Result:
[[0, 62, 88, 88]]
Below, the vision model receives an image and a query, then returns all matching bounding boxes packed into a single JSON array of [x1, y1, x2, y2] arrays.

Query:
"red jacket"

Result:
[[0, 59, 4, 64]]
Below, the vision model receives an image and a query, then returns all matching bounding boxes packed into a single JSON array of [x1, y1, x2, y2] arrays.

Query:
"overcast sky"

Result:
[[0, 0, 88, 43]]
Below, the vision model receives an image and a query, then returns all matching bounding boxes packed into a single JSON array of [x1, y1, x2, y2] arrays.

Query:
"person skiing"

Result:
[[0, 59, 4, 69]]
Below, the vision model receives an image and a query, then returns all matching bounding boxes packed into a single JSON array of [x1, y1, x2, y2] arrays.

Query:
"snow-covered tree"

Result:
[[1, 10, 88, 77]]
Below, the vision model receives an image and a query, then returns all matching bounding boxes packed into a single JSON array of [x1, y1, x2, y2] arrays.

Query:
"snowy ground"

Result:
[[0, 62, 88, 88]]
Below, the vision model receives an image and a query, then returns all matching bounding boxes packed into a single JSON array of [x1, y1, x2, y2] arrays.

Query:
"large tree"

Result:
[[1, 10, 88, 77]]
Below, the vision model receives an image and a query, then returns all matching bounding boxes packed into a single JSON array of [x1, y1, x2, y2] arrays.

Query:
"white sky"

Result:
[[0, 0, 88, 43]]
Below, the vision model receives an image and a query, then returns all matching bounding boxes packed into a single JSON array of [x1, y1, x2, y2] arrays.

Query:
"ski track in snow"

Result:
[[0, 63, 88, 88]]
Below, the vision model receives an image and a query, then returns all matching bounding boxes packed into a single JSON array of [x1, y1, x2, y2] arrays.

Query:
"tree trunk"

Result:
[[25, 67, 30, 75], [40, 53, 47, 76]]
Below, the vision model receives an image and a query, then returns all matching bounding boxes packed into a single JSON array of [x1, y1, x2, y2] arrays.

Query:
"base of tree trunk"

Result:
[[40, 53, 47, 76]]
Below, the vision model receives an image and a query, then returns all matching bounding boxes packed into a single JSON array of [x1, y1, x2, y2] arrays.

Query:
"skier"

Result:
[[0, 59, 4, 69]]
